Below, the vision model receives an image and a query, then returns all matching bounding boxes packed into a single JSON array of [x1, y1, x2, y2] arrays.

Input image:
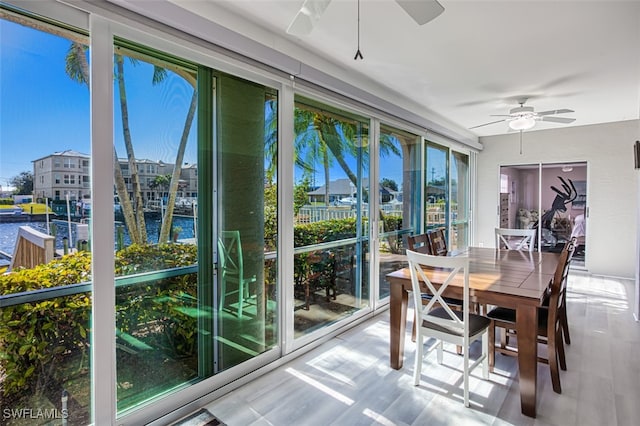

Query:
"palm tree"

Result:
[[66, 42, 197, 245], [66, 42, 144, 244], [148, 174, 171, 198], [157, 90, 197, 244], [293, 105, 401, 206], [264, 96, 278, 183], [115, 54, 148, 243]]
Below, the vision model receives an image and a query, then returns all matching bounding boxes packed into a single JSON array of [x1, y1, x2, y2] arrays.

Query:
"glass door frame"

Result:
[[497, 161, 589, 266], [424, 140, 472, 251], [87, 11, 286, 425]]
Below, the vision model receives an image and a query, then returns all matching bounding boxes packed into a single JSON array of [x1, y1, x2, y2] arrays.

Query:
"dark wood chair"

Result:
[[407, 231, 463, 349], [487, 240, 576, 394], [542, 236, 577, 345], [406, 233, 432, 254], [427, 227, 448, 256]]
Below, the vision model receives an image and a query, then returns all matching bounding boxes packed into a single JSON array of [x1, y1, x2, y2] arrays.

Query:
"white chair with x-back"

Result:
[[495, 227, 536, 252], [406, 249, 490, 407]]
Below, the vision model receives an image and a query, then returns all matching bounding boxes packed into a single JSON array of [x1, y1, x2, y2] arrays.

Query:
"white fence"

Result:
[[295, 205, 403, 224]]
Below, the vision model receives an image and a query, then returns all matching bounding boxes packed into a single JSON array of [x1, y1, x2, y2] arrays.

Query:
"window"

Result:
[[501, 174, 509, 193], [377, 124, 420, 299], [292, 96, 369, 337]]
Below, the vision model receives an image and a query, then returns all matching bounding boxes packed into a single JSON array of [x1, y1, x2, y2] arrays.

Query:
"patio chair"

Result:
[[218, 230, 256, 318]]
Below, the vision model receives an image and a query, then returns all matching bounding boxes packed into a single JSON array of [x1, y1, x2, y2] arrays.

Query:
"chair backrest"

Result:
[[495, 227, 536, 252], [218, 230, 243, 278], [427, 228, 448, 256], [406, 249, 470, 336], [557, 237, 578, 307], [546, 240, 576, 333], [406, 233, 432, 254]]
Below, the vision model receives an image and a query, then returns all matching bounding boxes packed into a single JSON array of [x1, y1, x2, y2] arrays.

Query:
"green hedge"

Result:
[[0, 198, 14, 205], [0, 215, 403, 400], [0, 244, 198, 400]]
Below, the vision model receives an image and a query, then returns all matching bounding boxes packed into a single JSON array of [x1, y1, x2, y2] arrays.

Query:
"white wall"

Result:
[[476, 120, 639, 278]]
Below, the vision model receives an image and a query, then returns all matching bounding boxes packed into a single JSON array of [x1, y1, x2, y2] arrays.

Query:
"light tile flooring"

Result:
[[206, 271, 640, 425]]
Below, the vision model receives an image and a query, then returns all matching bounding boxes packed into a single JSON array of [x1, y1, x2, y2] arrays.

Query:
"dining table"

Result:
[[386, 246, 560, 418]]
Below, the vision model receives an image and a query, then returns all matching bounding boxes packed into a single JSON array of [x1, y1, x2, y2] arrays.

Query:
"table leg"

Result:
[[390, 282, 408, 369], [516, 304, 538, 417]]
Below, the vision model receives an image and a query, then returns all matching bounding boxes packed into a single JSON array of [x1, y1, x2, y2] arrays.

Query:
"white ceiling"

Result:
[[131, 1, 640, 140]]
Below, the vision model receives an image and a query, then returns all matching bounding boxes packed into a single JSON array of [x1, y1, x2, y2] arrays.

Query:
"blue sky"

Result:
[[0, 19, 197, 190], [0, 17, 418, 192]]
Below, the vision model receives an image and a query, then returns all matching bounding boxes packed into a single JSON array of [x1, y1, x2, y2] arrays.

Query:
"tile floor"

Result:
[[205, 271, 640, 425]]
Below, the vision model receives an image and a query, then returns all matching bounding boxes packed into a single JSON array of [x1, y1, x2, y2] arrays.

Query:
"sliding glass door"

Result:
[[292, 96, 369, 337], [424, 142, 470, 250], [499, 162, 587, 266], [450, 150, 470, 250], [110, 40, 280, 414], [377, 124, 421, 299]]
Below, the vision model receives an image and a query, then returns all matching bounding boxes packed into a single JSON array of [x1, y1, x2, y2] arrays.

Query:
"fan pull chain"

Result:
[[519, 130, 523, 155], [354, 0, 363, 60]]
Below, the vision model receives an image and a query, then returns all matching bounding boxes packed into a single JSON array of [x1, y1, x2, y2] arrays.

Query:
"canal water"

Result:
[[0, 216, 196, 255]]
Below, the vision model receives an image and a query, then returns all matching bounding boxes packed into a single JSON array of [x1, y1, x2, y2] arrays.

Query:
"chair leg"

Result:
[[548, 335, 562, 394], [463, 348, 470, 407], [557, 329, 567, 371], [411, 318, 417, 342], [561, 307, 571, 344], [482, 332, 489, 379], [488, 322, 495, 372], [237, 281, 244, 319], [414, 335, 423, 386], [436, 340, 443, 364], [500, 327, 508, 348]]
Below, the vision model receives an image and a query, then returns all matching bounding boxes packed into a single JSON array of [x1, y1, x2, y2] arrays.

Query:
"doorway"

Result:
[[499, 162, 587, 267]]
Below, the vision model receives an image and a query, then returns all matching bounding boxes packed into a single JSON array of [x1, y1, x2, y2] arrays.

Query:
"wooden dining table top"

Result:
[[386, 246, 558, 306]]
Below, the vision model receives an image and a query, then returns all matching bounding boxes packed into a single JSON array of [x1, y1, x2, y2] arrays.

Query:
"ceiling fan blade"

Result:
[[396, 0, 444, 25], [540, 116, 576, 124], [489, 114, 514, 117], [286, 0, 332, 36], [536, 109, 574, 116], [469, 119, 507, 130]]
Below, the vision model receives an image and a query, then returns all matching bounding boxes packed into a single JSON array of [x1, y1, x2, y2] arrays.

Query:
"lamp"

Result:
[[508, 116, 536, 130], [562, 165, 573, 172]]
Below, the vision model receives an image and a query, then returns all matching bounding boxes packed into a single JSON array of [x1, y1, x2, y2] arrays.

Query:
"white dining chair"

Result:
[[495, 227, 536, 252], [406, 250, 490, 407]]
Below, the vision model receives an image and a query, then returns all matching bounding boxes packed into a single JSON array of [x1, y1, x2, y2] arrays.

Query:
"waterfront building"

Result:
[[33, 151, 198, 204]]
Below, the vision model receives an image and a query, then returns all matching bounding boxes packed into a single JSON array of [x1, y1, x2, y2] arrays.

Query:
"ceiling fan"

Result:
[[470, 99, 576, 131], [286, 0, 445, 36]]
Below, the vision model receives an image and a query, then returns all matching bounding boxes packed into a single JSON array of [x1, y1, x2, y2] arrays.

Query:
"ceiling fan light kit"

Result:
[[509, 116, 536, 130]]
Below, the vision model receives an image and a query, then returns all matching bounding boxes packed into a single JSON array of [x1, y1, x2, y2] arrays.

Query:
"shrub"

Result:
[[0, 244, 199, 400], [0, 252, 92, 397]]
